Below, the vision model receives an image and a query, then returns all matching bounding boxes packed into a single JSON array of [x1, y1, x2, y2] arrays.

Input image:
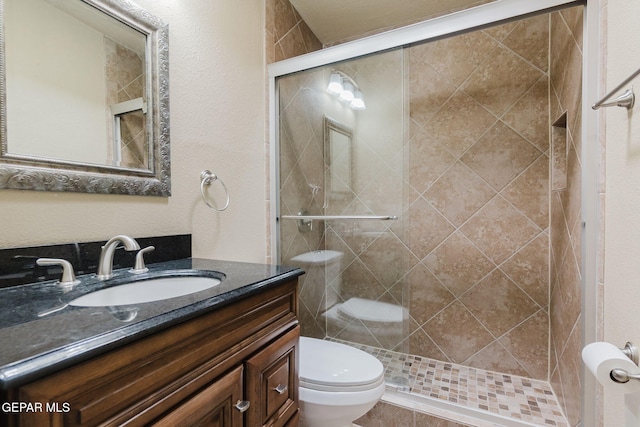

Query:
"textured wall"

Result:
[[602, 0, 640, 425], [0, 0, 268, 265]]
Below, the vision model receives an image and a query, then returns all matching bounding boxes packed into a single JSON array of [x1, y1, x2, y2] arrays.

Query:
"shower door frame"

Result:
[[268, 0, 601, 425]]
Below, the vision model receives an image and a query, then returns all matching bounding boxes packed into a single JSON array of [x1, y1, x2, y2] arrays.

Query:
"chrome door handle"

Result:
[[273, 384, 288, 394], [235, 400, 250, 413]]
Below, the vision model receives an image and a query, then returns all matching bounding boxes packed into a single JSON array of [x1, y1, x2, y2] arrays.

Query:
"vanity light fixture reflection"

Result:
[[339, 81, 355, 103], [327, 72, 343, 95], [326, 71, 365, 110], [350, 90, 366, 110]]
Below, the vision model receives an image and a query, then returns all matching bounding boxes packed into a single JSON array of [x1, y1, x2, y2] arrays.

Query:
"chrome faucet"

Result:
[[97, 235, 141, 280]]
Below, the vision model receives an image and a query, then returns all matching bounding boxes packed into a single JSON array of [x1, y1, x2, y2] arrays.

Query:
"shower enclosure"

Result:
[[278, 48, 413, 385], [271, 1, 585, 424]]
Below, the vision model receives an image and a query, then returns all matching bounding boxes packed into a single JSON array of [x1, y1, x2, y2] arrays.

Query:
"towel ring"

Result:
[[200, 170, 230, 211]]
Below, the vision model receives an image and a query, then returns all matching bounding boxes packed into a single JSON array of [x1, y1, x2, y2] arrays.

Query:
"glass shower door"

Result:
[[277, 48, 412, 389]]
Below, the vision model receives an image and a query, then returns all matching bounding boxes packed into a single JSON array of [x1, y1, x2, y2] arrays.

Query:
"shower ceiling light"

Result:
[[350, 90, 366, 110]]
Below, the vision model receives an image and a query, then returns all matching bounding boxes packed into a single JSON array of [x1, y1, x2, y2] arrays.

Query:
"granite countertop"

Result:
[[0, 258, 303, 390]]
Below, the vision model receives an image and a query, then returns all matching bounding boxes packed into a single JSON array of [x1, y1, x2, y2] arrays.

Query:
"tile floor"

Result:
[[339, 340, 570, 427]]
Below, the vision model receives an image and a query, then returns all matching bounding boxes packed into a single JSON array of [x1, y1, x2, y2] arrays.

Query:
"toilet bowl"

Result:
[[299, 337, 385, 427]]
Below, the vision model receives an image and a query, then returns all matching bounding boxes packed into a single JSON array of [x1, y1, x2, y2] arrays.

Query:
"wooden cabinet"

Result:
[[4, 279, 299, 427], [245, 327, 298, 427], [153, 366, 244, 427]]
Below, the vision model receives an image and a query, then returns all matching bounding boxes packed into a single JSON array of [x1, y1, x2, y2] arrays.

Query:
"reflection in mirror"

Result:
[[324, 116, 352, 196], [5, 0, 147, 168], [111, 98, 147, 169], [0, 0, 170, 196]]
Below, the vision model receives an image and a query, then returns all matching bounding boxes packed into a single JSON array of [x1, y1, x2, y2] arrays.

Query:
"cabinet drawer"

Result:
[[283, 410, 299, 427], [153, 366, 244, 427], [246, 326, 299, 427]]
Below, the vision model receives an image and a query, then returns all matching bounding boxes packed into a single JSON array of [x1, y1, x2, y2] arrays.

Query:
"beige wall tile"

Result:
[[465, 341, 531, 376], [502, 154, 550, 229], [498, 309, 550, 378], [462, 46, 543, 116], [405, 263, 455, 325], [502, 14, 550, 72], [502, 76, 550, 153], [461, 269, 539, 337], [461, 122, 542, 192], [408, 129, 456, 193], [423, 231, 495, 297], [424, 161, 496, 227], [548, 7, 583, 420], [500, 232, 550, 307], [461, 196, 541, 264], [423, 31, 498, 87], [423, 301, 494, 363], [425, 91, 497, 158]]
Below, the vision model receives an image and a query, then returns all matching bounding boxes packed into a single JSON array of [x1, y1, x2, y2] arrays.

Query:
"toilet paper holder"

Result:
[[611, 342, 640, 384]]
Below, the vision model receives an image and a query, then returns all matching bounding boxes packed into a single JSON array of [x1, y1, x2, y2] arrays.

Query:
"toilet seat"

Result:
[[299, 337, 384, 393], [337, 297, 407, 324]]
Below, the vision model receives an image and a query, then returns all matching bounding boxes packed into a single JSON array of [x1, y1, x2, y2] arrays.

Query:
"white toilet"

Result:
[[298, 337, 386, 427], [324, 297, 408, 343]]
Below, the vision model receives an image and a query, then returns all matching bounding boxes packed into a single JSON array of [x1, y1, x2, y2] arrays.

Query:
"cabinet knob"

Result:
[[273, 384, 288, 394], [235, 400, 250, 413]]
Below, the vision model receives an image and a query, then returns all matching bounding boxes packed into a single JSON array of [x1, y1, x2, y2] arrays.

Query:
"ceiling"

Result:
[[289, 0, 496, 46]]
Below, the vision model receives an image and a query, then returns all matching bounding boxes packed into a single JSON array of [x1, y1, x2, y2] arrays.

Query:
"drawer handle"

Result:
[[235, 400, 251, 413], [273, 384, 288, 395]]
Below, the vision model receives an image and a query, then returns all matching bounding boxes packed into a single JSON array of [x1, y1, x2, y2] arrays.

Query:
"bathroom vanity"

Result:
[[0, 257, 303, 426]]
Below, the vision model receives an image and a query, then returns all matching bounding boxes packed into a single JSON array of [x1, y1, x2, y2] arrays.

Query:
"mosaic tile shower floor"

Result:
[[339, 340, 570, 426]]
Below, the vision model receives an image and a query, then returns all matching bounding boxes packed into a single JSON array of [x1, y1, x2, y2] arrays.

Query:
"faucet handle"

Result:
[[36, 258, 80, 288], [130, 246, 155, 274]]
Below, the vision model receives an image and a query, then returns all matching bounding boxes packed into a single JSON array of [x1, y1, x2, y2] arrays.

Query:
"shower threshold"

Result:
[[333, 339, 570, 427]]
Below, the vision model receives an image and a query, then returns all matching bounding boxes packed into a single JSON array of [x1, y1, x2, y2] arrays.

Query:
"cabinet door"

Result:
[[153, 366, 245, 427], [245, 326, 299, 427]]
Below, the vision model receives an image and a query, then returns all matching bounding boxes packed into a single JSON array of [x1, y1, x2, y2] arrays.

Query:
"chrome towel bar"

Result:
[[282, 213, 398, 232], [592, 67, 640, 110], [281, 214, 398, 221]]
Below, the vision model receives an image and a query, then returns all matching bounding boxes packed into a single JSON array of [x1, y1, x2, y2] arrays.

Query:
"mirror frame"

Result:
[[323, 116, 352, 197], [0, 0, 171, 196]]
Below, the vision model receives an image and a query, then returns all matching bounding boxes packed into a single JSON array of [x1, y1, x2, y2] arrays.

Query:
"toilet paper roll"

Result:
[[582, 342, 640, 393]]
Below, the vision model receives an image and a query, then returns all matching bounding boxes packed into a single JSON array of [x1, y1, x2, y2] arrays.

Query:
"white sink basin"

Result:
[[69, 276, 221, 307]]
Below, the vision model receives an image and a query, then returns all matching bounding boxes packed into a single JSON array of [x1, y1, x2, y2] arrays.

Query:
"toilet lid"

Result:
[[337, 297, 407, 323], [289, 250, 344, 266], [299, 337, 384, 392]]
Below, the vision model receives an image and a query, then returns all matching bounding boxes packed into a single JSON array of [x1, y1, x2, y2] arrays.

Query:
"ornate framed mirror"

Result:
[[324, 116, 352, 197], [0, 0, 170, 196]]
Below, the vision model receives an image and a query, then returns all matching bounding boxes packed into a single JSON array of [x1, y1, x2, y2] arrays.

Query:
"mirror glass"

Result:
[[0, 0, 170, 196], [324, 116, 352, 196]]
